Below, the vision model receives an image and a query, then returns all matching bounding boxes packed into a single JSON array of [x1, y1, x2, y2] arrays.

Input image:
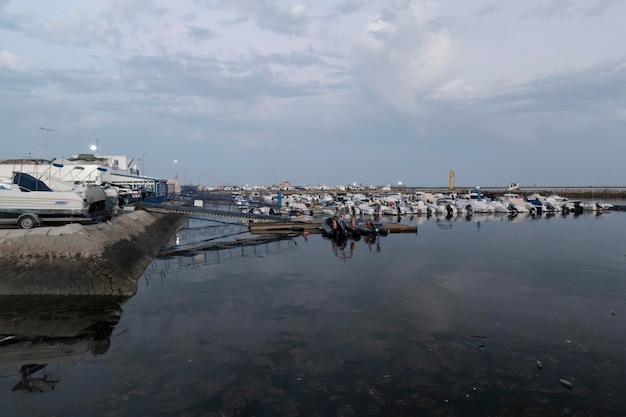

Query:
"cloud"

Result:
[[351, 0, 455, 116], [583, 0, 624, 16], [187, 25, 218, 43], [522, 0, 624, 19], [197, 0, 311, 36], [0, 50, 29, 70], [335, 0, 366, 15], [477, 1, 504, 16], [523, 0, 575, 19], [479, 59, 626, 118]]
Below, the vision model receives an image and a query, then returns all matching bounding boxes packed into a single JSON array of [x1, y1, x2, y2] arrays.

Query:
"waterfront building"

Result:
[[0, 154, 170, 202]]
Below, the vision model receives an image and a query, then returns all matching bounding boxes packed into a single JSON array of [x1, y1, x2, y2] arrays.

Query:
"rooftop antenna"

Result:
[[38, 127, 59, 157]]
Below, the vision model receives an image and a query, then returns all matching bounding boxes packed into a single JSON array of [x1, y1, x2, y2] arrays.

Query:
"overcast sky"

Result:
[[1, 0, 625, 187]]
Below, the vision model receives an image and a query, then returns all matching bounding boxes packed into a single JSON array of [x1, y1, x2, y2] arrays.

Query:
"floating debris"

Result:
[[464, 340, 486, 350], [536, 361, 543, 369], [559, 379, 573, 389]]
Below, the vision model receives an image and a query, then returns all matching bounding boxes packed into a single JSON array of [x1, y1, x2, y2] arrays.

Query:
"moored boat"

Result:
[[320, 216, 347, 239]]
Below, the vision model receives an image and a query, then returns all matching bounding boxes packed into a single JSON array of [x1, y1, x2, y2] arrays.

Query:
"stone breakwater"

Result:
[[0, 209, 185, 296]]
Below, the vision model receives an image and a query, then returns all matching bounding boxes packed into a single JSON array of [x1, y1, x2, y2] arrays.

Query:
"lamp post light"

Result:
[[90, 139, 99, 156], [173, 160, 181, 195]]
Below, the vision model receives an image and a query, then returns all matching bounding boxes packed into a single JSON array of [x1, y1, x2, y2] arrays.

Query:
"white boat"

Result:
[[12, 170, 108, 212], [489, 200, 511, 213], [0, 180, 90, 228], [434, 200, 456, 216], [357, 202, 375, 215], [562, 200, 583, 213], [547, 194, 568, 204], [525, 193, 561, 213], [233, 194, 249, 209], [407, 200, 429, 214], [582, 201, 605, 212], [381, 204, 406, 215], [499, 193, 536, 214], [455, 193, 494, 213]]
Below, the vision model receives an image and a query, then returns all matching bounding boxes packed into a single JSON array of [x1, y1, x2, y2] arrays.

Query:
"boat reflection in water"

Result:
[[0, 295, 126, 393]]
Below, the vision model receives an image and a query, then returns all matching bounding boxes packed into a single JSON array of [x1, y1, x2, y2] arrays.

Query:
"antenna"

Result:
[[37, 127, 60, 157]]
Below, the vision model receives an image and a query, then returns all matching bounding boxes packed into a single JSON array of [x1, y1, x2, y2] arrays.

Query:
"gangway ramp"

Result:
[[135, 202, 293, 222]]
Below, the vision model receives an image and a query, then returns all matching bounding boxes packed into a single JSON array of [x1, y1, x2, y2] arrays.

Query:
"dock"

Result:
[[134, 202, 418, 235]]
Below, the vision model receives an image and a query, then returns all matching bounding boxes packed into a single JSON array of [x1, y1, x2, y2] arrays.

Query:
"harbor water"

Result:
[[2, 208, 626, 416]]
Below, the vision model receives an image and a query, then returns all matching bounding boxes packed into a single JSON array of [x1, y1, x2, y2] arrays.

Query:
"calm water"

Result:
[[2, 209, 626, 416]]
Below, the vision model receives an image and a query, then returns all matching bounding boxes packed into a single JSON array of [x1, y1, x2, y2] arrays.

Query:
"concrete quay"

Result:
[[0, 209, 185, 296]]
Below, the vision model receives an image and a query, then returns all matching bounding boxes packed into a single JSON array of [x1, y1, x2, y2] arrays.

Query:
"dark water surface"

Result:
[[3, 210, 626, 416]]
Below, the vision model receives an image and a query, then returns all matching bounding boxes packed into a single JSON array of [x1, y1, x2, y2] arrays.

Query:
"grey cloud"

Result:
[[477, 1, 502, 16], [428, 15, 456, 32], [335, 0, 366, 15], [249, 5, 310, 36], [583, 0, 624, 16], [378, 7, 398, 22], [117, 51, 343, 101], [264, 51, 331, 68], [0, 6, 36, 32], [481, 0, 622, 20], [478, 60, 626, 116], [100, 0, 168, 24], [0, 46, 344, 105], [520, 0, 620, 20], [523, 1, 574, 19], [197, 0, 310, 36], [0, 1, 165, 50], [0, 67, 48, 94], [219, 15, 249, 27], [187, 25, 218, 42]]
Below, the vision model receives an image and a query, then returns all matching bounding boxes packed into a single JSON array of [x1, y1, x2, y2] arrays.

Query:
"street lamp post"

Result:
[[142, 151, 148, 190]]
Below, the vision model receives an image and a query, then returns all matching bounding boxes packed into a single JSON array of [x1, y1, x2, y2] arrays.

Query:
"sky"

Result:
[[1, 0, 625, 188]]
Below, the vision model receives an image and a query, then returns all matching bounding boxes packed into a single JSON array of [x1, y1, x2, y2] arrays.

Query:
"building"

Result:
[[0, 154, 170, 202]]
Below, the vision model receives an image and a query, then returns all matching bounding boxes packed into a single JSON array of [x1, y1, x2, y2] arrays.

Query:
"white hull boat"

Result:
[[0, 181, 90, 228]]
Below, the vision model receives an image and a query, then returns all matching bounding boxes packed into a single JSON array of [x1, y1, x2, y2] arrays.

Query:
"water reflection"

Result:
[[324, 236, 357, 260], [0, 296, 126, 393], [3, 210, 625, 415]]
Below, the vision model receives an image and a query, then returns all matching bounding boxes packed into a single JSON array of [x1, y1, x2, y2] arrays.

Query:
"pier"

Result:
[[135, 202, 418, 235]]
